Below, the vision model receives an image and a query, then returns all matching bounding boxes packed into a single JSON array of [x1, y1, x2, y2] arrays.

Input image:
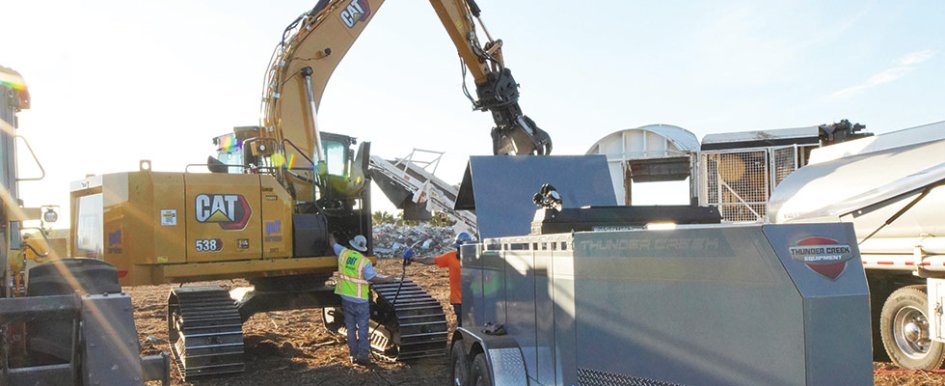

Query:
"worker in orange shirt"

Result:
[[404, 232, 473, 326]]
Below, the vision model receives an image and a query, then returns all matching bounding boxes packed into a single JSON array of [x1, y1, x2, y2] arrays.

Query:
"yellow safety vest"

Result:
[[336, 248, 370, 300]]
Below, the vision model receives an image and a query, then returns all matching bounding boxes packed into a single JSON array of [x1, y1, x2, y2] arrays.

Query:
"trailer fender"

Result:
[[452, 327, 528, 385]]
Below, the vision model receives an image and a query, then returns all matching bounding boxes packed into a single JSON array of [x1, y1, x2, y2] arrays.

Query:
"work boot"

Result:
[[354, 356, 371, 366]]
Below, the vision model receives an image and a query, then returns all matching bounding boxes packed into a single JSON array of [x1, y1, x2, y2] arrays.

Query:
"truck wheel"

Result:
[[470, 353, 493, 386], [881, 285, 945, 370], [450, 340, 470, 386]]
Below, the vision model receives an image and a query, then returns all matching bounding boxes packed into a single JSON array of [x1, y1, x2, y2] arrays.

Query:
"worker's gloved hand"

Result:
[[402, 247, 414, 265]]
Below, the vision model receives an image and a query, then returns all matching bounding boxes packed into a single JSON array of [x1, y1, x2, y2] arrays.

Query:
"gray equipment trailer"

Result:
[[769, 121, 945, 370], [0, 66, 169, 385], [447, 156, 873, 386]]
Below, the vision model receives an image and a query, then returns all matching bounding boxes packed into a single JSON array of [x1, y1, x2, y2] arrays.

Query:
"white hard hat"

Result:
[[349, 235, 368, 252]]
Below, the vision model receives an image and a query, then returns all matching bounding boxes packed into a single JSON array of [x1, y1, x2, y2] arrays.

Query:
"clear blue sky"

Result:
[[2, 0, 943, 216]]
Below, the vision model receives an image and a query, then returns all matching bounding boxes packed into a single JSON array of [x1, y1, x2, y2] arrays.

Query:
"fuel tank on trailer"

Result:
[[462, 223, 873, 386], [456, 155, 872, 385]]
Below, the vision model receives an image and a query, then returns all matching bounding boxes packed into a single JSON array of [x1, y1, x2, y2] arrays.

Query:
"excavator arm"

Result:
[[427, 0, 552, 155], [260, 0, 552, 177]]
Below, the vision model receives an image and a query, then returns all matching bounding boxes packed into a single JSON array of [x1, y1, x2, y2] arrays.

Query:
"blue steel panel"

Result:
[[534, 251, 556, 386], [457, 245, 484, 326], [572, 226, 807, 386], [461, 244, 485, 328], [81, 294, 146, 385], [455, 155, 617, 239], [552, 253, 577, 385], [480, 249, 506, 328], [503, 251, 536, 380], [762, 223, 872, 385], [761, 223, 868, 297]]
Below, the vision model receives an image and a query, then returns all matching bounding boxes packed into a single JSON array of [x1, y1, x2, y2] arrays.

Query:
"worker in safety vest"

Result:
[[331, 233, 395, 366], [403, 232, 474, 327]]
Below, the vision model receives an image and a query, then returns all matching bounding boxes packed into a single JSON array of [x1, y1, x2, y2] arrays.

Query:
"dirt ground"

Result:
[[129, 259, 945, 386], [132, 259, 452, 386]]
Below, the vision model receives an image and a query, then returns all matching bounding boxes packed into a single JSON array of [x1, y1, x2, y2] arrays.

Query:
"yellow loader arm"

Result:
[[260, 0, 552, 167]]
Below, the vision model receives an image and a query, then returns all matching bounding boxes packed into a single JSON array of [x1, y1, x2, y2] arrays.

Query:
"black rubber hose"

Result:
[[465, 0, 482, 17]]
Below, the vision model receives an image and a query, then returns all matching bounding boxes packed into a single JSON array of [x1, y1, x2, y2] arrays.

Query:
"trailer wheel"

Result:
[[450, 340, 470, 386], [470, 353, 493, 386], [27, 258, 121, 296], [881, 285, 945, 370]]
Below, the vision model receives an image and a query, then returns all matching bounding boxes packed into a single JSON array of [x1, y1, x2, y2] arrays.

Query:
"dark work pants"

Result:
[[452, 303, 462, 327]]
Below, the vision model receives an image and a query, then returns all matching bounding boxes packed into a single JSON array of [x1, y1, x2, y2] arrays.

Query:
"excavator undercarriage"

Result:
[[167, 278, 448, 380]]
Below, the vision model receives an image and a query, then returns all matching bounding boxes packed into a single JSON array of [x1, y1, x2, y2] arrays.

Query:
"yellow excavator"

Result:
[[68, 0, 551, 380]]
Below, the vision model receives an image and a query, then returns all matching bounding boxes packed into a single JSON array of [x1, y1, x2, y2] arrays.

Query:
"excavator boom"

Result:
[[260, 0, 551, 177]]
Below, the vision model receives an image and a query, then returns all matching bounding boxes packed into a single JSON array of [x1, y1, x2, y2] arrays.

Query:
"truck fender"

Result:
[[452, 327, 528, 385]]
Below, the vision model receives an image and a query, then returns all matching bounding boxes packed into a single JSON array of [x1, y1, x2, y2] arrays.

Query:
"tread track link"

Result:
[[168, 286, 245, 380], [323, 279, 449, 361]]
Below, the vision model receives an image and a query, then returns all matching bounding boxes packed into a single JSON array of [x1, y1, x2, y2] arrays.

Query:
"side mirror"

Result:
[[42, 207, 59, 223], [207, 156, 228, 174]]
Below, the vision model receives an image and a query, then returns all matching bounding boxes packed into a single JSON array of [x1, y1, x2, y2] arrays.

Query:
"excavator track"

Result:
[[323, 279, 448, 361], [167, 286, 245, 380]]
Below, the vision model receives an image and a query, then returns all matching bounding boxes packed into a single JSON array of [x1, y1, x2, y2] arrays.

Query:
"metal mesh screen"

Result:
[[705, 156, 720, 205], [772, 147, 798, 186], [578, 368, 683, 386], [702, 150, 768, 222], [700, 145, 820, 222]]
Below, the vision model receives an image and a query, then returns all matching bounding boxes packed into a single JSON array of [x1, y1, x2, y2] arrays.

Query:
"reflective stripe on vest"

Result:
[[336, 248, 370, 300]]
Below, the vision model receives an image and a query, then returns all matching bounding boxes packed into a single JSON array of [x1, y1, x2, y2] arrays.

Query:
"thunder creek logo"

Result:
[[195, 194, 251, 230], [340, 0, 371, 28], [788, 236, 854, 281]]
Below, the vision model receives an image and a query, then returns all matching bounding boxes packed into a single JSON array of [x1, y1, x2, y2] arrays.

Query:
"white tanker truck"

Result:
[[768, 121, 945, 370]]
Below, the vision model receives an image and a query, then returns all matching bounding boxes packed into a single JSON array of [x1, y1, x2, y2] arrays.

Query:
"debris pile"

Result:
[[372, 224, 456, 258]]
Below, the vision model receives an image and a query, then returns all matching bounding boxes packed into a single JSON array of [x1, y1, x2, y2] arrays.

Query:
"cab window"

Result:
[[322, 141, 348, 176]]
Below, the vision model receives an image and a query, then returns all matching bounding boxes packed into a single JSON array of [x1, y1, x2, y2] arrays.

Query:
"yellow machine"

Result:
[[69, 0, 553, 380], [70, 161, 319, 285], [1, 66, 169, 386]]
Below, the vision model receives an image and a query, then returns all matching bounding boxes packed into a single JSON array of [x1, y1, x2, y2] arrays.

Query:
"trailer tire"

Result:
[[27, 258, 121, 296], [470, 353, 493, 386], [880, 285, 945, 370], [450, 340, 470, 386]]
